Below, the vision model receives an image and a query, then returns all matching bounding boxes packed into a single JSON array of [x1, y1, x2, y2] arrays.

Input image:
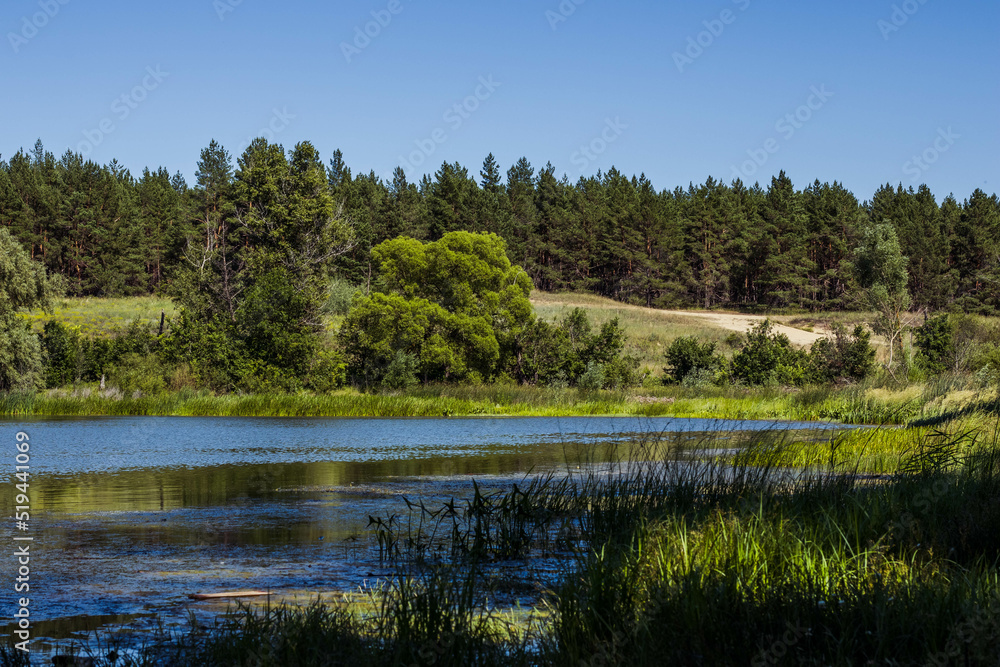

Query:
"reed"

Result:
[[0, 382, 965, 424]]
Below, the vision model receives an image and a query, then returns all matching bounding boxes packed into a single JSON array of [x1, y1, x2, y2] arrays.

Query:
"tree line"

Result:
[[2, 139, 999, 314]]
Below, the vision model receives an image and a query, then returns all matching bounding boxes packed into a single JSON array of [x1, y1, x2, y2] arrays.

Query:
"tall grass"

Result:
[[1, 383, 966, 425]]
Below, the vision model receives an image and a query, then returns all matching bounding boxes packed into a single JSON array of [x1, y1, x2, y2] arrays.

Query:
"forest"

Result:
[[3, 139, 999, 313], [1, 138, 999, 397]]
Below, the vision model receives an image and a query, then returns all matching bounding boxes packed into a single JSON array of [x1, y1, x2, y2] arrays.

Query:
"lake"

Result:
[[0, 415, 850, 652]]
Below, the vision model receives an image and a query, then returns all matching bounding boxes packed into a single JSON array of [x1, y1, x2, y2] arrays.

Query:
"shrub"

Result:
[[681, 367, 718, 388], [731, 320, 809, 386], [107, 353, 169, 394], [602, 355, 640, 390], [306, 346, 347, 393], [914, 314, 953, 375], [382, 350, 419, 390], [505, 310, 638, 389], [41, 320, 83, 387], [663, 336, 723, 384], [809, 324, 876, 383], [577, 361, 605, 391]]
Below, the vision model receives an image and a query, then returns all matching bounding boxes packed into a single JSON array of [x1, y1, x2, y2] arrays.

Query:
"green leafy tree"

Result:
[[372, 231, 533, 367], [852, 220, 912, 369], [341, 232, 526, 386], [0, 227, 51, 391]]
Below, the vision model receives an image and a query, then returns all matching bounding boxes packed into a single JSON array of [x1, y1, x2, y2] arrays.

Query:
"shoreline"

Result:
[[0, 384, 953, 425]]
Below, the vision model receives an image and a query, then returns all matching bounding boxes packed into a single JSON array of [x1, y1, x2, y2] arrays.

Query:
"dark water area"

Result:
[[0, 415, 850, 652]]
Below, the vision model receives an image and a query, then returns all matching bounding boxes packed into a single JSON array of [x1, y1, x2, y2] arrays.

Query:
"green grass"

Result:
[[23, 296, 177, 335], [0, 382, 960, 425]]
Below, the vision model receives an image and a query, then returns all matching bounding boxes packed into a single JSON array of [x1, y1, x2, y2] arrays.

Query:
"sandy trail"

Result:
[[533, 296, 827, 347], [658, 310, 826, 347]]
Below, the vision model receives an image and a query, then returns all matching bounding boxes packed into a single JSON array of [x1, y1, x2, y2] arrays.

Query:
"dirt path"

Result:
[[532, 294, 827, 348], [657, 310, 826, 347]]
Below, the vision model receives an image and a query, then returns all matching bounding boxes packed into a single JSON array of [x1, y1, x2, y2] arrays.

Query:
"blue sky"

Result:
[[2, 0, 996, 201]]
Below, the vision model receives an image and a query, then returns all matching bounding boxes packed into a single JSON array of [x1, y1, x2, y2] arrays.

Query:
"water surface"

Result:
[[0, 415, 848, 650]]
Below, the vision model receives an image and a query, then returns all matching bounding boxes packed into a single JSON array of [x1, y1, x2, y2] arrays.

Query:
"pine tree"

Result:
[[682, 177, 733, 308], [474, 155, 516, 250], [757, 172, 812, 307], [802, 180, 863, 309], [426, 161, 477, 240], [506, 157, 536, 267], [953, 189, 1000, 312]]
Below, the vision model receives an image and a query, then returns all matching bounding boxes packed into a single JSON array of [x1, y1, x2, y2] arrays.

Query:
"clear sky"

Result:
[[2, 0, 997, 201]]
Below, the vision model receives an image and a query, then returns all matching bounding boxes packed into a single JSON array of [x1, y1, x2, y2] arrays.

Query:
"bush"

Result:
[[382, 350, 419, 390], [809, 324, 876, 383], [663, 336, 723, 384], [602, 355, 640, 390], [41, 320, 83, 387], [306, 346, 347, 392], [681, 367, 718, 388], [500, 310, 638, 389], [324, 277, 361, 316], [731, 320, 809, 386], [723, 331, 745, 350], [577, 362, 605, 391], [107, 353, 169, 394], [914, 314, 953, 375], [162, 311, 250, 391]]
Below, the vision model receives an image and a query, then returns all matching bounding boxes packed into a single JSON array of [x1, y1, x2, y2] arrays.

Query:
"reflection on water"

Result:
[[0, 415, 848, 648]]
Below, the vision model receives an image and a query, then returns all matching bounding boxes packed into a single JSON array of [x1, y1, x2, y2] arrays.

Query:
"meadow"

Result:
[[22, 296, 177, 336], [12, 291, 993, 424]]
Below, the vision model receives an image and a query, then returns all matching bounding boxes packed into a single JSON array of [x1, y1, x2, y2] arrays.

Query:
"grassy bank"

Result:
[[14, 423, 1000, 666], [23, 296, 177, 335], [0, 381, 974, 424]]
